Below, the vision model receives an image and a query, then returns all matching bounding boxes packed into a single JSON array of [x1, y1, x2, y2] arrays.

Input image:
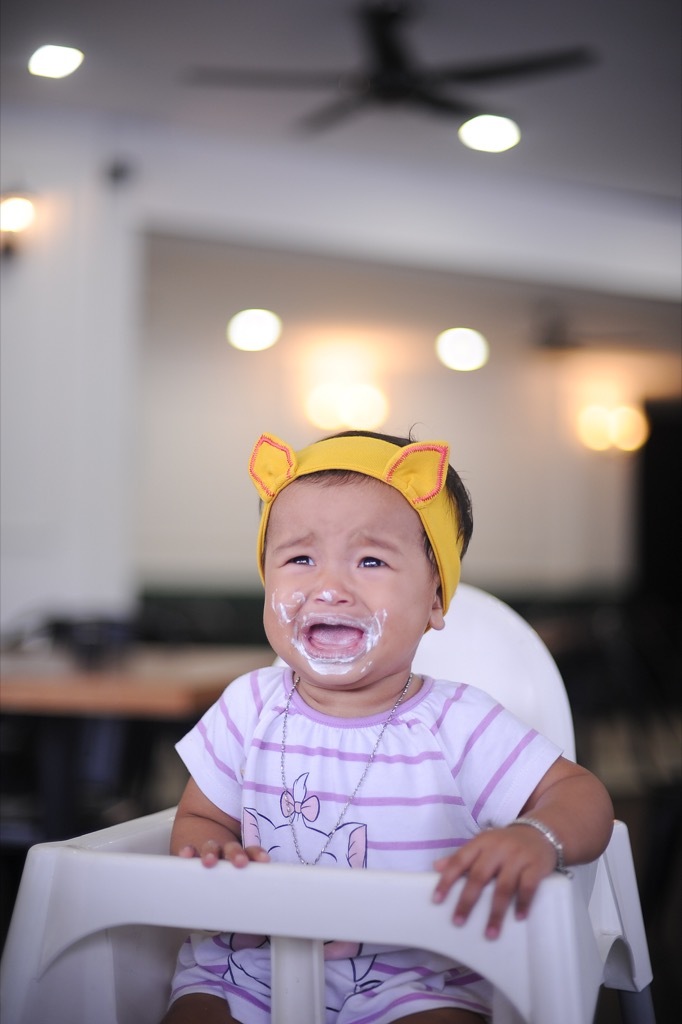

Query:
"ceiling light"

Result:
[[435, 328, 489, 371], [227, 309, 282, 351], [28, 45, 84, 79], [458, 115, 521, 153]]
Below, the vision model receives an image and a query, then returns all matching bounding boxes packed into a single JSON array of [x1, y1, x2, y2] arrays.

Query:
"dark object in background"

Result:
[[135, 592, 267, 647], [48, 617, 134, 669], [636, 398, 682, 604]]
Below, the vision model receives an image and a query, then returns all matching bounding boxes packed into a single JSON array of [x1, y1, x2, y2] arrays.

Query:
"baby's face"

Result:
[[262, 475, 444, 713]]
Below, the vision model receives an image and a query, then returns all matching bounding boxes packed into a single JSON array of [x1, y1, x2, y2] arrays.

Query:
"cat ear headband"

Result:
[[248, 432, 462, 612]]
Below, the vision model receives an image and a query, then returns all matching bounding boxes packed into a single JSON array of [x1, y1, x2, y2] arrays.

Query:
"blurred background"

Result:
[[1, 2, 680, 1020]]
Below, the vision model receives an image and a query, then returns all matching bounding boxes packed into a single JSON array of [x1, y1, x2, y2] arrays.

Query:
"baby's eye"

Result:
[[287, 554, 313, 565], [359, 556, 386, 568]]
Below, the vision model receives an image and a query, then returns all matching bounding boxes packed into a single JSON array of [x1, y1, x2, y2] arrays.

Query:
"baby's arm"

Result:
[[170, 776, 270, 868], [433, 756, 614, 938]]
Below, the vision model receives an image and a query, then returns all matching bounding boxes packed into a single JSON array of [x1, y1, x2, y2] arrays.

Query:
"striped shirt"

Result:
[[176, 665, 561, 873]]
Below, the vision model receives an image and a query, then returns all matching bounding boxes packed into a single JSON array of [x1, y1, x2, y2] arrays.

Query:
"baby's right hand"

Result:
[[178, 839, 270, 868]]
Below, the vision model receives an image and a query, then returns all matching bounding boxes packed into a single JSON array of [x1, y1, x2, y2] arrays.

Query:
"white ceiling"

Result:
[[1, 0, 681, 349], [2, 0, 680, 199]]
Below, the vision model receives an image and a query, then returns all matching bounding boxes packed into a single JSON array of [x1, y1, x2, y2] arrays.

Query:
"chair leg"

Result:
[[617, 986, 656, 1024]]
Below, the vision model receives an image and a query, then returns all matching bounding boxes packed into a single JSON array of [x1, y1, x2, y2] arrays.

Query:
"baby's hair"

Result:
[[315, 428, 474, 562]]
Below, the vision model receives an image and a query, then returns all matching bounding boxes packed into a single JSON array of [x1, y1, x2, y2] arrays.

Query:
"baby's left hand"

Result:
[[432, 824, 558, 939]]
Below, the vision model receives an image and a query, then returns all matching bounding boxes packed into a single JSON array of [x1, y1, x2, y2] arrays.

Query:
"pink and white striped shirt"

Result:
[[176, 666, 561, 872]]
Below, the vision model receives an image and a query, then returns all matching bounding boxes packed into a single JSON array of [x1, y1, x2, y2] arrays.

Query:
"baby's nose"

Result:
[[315, 586, 349, 604]]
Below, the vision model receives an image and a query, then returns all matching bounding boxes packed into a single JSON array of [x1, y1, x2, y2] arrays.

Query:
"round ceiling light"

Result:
[[458, 115, 521, 153], [227, 308, 282, 351], [435, 328, 489, 371], [28, 45, 84, 79]]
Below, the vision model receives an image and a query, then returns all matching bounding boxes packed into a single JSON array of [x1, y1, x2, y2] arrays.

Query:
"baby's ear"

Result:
[[428, 588, 446, 632]]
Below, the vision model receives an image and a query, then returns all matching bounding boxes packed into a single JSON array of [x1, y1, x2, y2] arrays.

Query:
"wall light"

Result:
[[304, 382, 389, 431], [435, 327, 489, 371], [1, 192, 36, 258], [28, 45, 84, 78], [1, 195, 35, 233], [227, 308, 282, 351], [458, 115, 521, 153], [577, 404, 649, 452]]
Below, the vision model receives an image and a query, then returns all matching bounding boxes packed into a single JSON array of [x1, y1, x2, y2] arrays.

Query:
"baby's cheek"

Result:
[[269, 589, 306, 625]]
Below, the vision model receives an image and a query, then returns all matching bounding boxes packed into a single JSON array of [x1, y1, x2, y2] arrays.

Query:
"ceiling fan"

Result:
[[185, 1, 595, 132], [533, 302, 646, 353]]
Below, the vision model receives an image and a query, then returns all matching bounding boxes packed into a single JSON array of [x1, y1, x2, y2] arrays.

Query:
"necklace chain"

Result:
[[280, 672, 413, 866]]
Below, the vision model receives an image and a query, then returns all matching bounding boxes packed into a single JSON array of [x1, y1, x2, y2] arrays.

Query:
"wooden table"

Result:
[[0, 645, 274, 841], [0, 645, 274, 719]]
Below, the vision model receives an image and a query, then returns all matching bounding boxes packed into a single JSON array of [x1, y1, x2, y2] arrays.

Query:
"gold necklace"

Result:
[[280, 672, 413, 866]]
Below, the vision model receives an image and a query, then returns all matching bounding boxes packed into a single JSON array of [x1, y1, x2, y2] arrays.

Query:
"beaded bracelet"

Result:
[[510, 816, 569, 874]]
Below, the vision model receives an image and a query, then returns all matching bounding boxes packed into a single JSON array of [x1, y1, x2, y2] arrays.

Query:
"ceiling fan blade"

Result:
[[182, 7, 595, 136], [184, 67, 355, 90], [360, 1, 414, 76], [404, 86, 479, 118], [298, 91, 375, 133], [431, 47, 595, 85]]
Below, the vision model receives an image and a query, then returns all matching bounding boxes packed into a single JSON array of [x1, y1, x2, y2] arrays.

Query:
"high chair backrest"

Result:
[[415, 583, 576, 757]]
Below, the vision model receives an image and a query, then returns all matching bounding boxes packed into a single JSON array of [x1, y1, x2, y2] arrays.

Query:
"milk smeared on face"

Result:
[[273, 591, 305, 623], [273, 591, 386, 675]]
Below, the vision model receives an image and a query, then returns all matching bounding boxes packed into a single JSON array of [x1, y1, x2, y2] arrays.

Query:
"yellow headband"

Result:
[[248, 433, 462, 613]]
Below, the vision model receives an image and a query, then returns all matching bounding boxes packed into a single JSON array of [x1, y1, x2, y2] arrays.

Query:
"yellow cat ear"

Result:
[[249, 434, 297, 501], [384, 441, 450, 507]]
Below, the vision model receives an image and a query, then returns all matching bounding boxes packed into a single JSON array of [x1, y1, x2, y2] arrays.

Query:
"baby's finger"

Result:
[[481, 866, 519, 939], [177, 845, 198, 859], [222, 840, 249, 866], [199, 840, 224, 866], [451, 866, 491, 927], [243, 845, 270, 863], [431, 849, 472, 904], [513, 864, 544, 922]]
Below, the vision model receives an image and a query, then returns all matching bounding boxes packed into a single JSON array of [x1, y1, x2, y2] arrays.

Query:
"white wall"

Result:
[[1, 112, 141, 628], [1, 106, 680, 629], [136, 233, 680, 597]]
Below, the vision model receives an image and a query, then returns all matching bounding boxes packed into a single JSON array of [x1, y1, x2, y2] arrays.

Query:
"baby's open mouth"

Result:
[[301, 621, 367, 659]]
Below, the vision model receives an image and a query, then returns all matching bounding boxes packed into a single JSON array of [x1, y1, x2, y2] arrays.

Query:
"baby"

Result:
[[160, 430, 614, 1024]]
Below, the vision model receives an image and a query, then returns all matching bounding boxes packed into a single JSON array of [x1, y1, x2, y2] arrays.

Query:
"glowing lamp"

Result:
[[28, 45, 84, 78], [227, 309, 282, 351], [304, 382, 388, 431], [436, 328, 489, 371], [458, 115, 521, 153]]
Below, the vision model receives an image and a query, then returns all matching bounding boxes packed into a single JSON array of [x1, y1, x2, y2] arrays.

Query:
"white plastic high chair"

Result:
[[0, 584, 655, 1024]]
